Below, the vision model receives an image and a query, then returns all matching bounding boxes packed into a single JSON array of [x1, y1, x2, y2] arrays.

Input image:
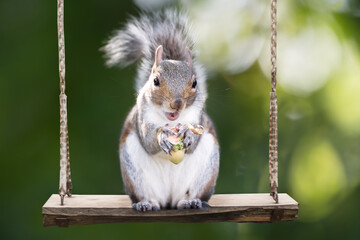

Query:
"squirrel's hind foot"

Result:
[[177, 199, 210, 210], [132, 201, 159, 212]]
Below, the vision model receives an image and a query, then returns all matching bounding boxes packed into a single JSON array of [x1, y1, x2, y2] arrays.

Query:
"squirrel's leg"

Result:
[[176, 115, 220, 210], [176, 145, 219, 210], [120, 141, 162, 212], [136, 112, 176, 155], [120, 111, 162, 211], [176, 136, 219, 210]]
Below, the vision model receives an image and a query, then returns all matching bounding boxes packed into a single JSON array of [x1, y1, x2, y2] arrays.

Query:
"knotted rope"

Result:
[[58, 0, 72, 205], [269, 0, 279, 203]]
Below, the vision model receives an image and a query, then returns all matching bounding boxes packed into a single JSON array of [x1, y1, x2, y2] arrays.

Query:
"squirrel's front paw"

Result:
[[157, 125, 176, 154], [132, 201, 159, 212], [178, 125, 194, 149]]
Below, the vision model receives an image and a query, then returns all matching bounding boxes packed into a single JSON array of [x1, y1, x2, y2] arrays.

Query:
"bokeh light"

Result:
[[289, 135, 346, 221]]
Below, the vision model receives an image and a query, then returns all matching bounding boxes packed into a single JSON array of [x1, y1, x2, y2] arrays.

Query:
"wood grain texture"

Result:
[[42, 194, 298, 226]]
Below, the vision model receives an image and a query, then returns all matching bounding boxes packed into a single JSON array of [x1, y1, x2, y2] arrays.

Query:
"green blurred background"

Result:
[[1, 0, 360, 239]]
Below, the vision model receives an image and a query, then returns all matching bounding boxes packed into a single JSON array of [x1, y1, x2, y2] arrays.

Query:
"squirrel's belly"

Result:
[[121, 131, 218, 208]]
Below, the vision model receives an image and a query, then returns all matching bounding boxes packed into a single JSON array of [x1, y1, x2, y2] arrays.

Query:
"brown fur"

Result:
[[203, 113, 219, 145], [119, 108, 140, 203], [149, 72, 174, 106], [182, 74, 196, 106], [120, 121, 134, 147], [119, 107, 137, 147]]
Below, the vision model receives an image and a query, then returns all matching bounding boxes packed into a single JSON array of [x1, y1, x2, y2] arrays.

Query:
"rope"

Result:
[[58, 0, 72, 205], [269, 0, 278, 203]]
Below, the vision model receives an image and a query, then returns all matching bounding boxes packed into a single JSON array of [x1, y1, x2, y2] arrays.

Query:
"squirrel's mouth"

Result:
[[165, 112, 179, 121]]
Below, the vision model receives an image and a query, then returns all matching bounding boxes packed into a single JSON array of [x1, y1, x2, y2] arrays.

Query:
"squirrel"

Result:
[[103, 9, 219, 211]]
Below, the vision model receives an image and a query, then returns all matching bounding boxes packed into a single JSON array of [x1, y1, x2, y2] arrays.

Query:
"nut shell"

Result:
[[168, 149, 185, 164]]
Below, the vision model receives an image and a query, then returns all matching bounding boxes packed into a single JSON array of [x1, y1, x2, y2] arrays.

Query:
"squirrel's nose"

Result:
[[170, 99, 183, 110]]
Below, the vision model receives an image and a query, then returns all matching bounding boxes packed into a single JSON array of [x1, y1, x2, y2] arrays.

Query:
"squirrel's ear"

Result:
[[185, 47, 193, 68], [154, 45, 163, 67]]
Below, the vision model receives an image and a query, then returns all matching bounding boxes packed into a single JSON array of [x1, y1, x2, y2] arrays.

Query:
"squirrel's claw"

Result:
[[175, 123, 182, 131], [183, 134, 193, 148], [159, 140, 173, 155], [177, 199, 203, 210], [162, 126, 177, 136], [183, 130, 194, 149], [177, 124, 189, 137], [177, 125, 194, 149], [132, 201, 159, 212], [158, 127, 175, 155]]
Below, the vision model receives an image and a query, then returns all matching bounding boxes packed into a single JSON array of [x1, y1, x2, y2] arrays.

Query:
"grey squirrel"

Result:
[[103, 9, 219, 211]]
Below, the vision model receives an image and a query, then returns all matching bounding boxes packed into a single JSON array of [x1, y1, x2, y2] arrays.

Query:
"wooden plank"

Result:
[[42, 193, 298, 226]]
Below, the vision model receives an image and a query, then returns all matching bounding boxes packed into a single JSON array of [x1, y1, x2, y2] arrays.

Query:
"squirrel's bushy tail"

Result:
[[103, 9, 195, 91]]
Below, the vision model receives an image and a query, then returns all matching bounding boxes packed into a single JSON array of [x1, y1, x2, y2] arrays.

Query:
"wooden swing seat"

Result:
[[42, 193, 298, 227]]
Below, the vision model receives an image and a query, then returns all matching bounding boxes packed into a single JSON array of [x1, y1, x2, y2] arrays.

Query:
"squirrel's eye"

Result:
[[192, 78, 197, 88], [154, 77, 160, 86]]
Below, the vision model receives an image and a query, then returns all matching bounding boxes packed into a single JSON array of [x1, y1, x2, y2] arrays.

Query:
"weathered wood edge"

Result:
[[43, 208, 298, 226], [42, 194, 299, 227]]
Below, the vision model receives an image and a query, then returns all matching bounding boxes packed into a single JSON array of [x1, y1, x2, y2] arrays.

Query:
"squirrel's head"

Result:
[[147, 45, 198, 121]]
